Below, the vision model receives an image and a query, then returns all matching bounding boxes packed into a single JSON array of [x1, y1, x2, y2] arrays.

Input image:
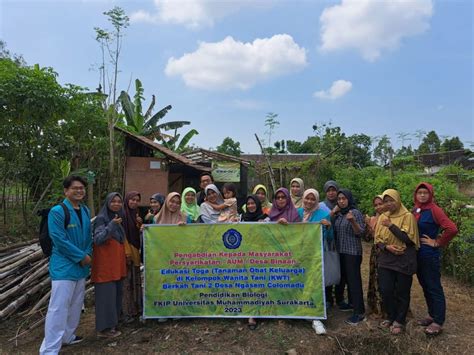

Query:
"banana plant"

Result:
[[161, 129, 199, 153], [118, 79, 190, 140]]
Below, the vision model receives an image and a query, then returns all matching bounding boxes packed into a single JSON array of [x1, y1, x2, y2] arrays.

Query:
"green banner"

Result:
[[211, 161, 240, 182], [143, 223, 325, 319]]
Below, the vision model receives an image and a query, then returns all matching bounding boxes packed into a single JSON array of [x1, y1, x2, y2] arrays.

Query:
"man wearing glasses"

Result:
[[40, 176, 92, 355]]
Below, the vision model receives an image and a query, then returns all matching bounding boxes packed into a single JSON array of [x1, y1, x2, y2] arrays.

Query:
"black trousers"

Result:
[[378, 267, 413, 325], [334, 254, 352, 305], [340, 253, 364, 315]]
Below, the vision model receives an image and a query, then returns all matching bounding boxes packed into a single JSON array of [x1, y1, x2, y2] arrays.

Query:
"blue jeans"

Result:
[[417, 254, 446, 325]]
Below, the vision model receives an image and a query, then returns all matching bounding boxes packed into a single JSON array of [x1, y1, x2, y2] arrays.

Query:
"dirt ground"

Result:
[[1, 242, 473, 354]]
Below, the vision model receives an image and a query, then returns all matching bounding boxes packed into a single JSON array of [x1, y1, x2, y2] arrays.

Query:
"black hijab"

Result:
[[242, 195, 267, 222], [123, 191, 141, 249], [337, 189, 356, 215], [95, 192, 126, 243]]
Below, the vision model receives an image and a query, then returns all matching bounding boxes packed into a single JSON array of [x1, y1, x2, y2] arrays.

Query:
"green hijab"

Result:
[[181, 187, 199, 221]]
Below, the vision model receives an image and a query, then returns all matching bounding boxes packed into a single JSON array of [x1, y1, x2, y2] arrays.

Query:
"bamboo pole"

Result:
[[27, 290, 51, 316], [0, 277, 50, 319], [0, 240, 37, 254], [0, 249, 43, 277]]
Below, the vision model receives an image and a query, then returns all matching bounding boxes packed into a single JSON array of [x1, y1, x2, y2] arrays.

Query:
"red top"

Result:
[[413, 182, 458, 247], [91, 238, 126, 283]]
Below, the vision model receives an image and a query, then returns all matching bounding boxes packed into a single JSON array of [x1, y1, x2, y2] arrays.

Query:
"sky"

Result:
[[1, 0, 473, 153]]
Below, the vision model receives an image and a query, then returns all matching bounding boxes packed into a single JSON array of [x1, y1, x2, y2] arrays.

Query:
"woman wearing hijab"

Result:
[[413, 183, 458, 335], [321, 180, 339, 214], [92, 193, 126, 338], [199, 184, 224, 224], [155, 192, 187, 225], [181, 187, 199, 223], [269, 187, 301, 223], [365, 195, 385, 317], [242, 184, 273, 215], [290, 178, 305, 208], [122, 191, 143, 322], [144, 193, 165, 224], [242, 195, 268, 222], [297, 189, 333, 335], [241, 195, 267, 330], [332, 189, 366, 325], [375, 189, 420, 334]]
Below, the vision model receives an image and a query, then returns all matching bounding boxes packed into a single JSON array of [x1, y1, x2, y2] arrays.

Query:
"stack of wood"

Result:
[[0, 241, 50, 320], [0, 240, 93, 343]]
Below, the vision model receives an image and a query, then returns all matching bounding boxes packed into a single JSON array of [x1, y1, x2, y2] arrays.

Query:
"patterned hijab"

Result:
[[269, 187, 300, 222]]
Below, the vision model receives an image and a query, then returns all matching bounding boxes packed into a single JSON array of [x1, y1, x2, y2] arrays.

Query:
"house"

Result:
[[115, 126, 210, 206], [182, 149, 251, 203]]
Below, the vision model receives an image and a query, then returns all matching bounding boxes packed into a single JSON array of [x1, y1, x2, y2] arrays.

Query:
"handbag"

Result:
[[323, 237, 341, 287]]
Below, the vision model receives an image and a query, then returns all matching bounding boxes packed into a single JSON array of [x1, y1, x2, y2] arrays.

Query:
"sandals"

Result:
[[417, 317, 434, 327], [390, 322, 404, 335], [379, 320, 392, 328], [248, 318, 257, 330], [425, 322, 443, 336]]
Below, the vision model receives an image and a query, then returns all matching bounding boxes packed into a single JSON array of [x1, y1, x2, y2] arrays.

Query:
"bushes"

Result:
[[263, 161, 474, 284]]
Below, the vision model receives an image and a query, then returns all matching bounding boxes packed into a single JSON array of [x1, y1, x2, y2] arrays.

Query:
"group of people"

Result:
[[39, 173, 458, 354]]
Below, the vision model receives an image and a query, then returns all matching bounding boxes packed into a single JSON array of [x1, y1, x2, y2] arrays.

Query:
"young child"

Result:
[[207, 183, 238, 222]]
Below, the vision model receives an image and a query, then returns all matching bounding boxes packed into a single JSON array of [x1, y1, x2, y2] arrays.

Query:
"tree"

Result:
[[286, 140, 304, 153], [414, 129, 426, 145], [216, 137, 243, 156], [417, 130, 441, 154], [0, 59, 68, 224], [119, 79, 189, 139], [395, 145, 415, 158], [441, 137, 464, 152], [264, 112, 279, 148], [373, 135, 394, 166], [396, 132, 412, 147], [94, 6, 129, 181], [0, 40, 25, 65]]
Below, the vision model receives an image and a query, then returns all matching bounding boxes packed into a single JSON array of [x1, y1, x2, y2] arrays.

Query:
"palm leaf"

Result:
[[143, 127, 174, 140], [156, 120, 191, 131], [147, 104, 172, 127], [176, 129, 199, 153], [118, 91, 135, 128], [133, 79, 144, 119], [144, 94, 156, 121]]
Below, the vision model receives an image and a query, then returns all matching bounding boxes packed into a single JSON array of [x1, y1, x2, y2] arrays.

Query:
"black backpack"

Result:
[[38, 203, 70, 257]]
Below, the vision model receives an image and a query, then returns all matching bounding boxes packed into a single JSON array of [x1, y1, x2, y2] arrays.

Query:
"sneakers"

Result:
[[312, 320, 327, 335], [97, 329, 122, 338], [64, 335, 83, 346], [337, 302, 353, 312], [345, 314, 366, 326]]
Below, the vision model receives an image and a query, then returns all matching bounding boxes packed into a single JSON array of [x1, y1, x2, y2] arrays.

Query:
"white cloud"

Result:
[[314, 80, 353, 100], [165, 34, 307, 90], [131, 0, 272, 29], [319, 0, 433, 61]]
